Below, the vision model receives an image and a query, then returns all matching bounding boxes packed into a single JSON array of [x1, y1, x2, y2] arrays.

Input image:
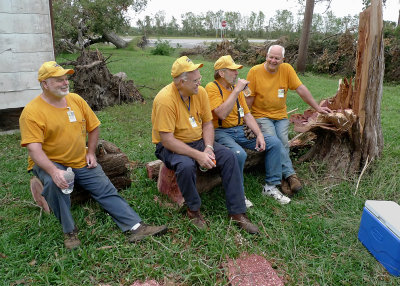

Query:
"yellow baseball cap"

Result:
[[171, 56, 203, 78], [214, 55, 243, 70], [38, 61, 74, 82]]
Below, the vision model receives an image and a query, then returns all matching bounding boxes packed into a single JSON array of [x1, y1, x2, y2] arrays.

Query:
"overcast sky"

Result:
[[130, 0, 399, 25]]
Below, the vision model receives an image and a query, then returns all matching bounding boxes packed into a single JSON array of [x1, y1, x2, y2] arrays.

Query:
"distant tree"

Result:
[[256, 11, 266, 37], [297, 0, 315, 73], [270, 9, 295, 34], [53, 0, 147, 53]]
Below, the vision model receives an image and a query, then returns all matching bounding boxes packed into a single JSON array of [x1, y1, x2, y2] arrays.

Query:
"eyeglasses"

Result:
[[185, 76, 202, 85]]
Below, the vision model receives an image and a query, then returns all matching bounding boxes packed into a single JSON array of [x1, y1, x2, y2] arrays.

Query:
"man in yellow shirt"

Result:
[[20, 62, 167, 249], [246, 45, 332, 194], [205, 55, 291, 205], [152, 56, 259, 234]]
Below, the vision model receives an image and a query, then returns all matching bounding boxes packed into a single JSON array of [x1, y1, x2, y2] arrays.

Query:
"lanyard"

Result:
[[180, 95, 191, 113], [213, 81, 241, 127]]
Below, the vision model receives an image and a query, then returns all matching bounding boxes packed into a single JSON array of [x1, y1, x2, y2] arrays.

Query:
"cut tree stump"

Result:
[[289, 0, 384, 179]]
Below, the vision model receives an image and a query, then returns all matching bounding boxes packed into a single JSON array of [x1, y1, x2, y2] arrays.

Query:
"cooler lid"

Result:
[[365, 200, 400, 239]]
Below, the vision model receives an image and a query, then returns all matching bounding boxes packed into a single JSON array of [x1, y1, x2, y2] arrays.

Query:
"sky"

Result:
[[130, 0, 399, 25]]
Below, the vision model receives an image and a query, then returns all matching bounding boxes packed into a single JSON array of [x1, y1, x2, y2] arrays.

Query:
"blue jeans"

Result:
[[215, 126, 284, 186], [256, 118, 296, 178], [33, 162, 142, 233], [155, 139, 246, 215]]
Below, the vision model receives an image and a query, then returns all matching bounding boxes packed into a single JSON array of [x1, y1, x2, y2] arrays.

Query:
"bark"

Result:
[[290, 0, 384, 179], [103, 31, 128, 49], [297, 0, 315, 73]]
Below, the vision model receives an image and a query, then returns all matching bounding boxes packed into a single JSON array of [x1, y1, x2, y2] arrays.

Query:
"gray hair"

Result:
[[173, 72, 188, 83], [267, 45, 285, 58]]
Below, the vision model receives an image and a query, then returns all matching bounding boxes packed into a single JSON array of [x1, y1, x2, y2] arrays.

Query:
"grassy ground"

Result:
[[1, 45, 400, 285]]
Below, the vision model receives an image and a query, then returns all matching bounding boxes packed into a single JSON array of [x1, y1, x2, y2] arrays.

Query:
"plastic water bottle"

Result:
[[243, 85, 252, 97], [61, 167, 75, 194]]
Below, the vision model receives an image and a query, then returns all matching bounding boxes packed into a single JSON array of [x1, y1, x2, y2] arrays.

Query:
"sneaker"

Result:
[[244, 196, 254, 208], [187, 209, 207, 230], [229, 213, 259, 234], [64, 228, 81, 250], [262, 184, 291, 205], [128, 223, 168, 242], [287, 174, 302, 193]]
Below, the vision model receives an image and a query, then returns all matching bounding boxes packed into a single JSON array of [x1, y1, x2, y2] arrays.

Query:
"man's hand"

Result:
[[255, 134, 266, 151], [316, 106, 332, 114], [197, 149, 216, 170], [86, 152, 98, 169], [50, 168, 69, 189]]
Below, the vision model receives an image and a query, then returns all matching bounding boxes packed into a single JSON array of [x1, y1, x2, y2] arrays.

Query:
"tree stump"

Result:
[[289, 0, 384, 179]]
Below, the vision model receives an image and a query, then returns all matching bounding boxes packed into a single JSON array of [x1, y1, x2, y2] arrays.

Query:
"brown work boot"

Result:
[[64, 228, 81, 250], [287, 174, 302, 194], [280, 178, 293, 197], [229, 213, 259, 234], [187, 209, 207, 230], [128, 223, 168, 242]]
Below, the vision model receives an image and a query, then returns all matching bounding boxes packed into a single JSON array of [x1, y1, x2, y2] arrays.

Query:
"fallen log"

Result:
[[146, 149, 266, 182]]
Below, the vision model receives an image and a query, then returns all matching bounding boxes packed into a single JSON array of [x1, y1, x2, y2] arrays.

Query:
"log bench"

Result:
[[145, 149, 266, 206], [30, 140, 135, 208]]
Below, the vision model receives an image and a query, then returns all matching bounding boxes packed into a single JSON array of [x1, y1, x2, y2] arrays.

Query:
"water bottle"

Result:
[[199, 159, 216, 172], [61, 167, 75, 194], [243, 85, 252, 97]]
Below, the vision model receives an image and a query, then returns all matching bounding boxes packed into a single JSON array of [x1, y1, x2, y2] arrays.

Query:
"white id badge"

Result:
[[238, 107, 244, 117], [278, 89, 285, 98], [189, 116, 198, 127], [67, 108, 77, 122]]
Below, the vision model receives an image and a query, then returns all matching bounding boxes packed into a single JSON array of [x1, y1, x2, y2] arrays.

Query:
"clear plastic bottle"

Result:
[[243, 85, 252, 97], [61, 167, 75, 194]]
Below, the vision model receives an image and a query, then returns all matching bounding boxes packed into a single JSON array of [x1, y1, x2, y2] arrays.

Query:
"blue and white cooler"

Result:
[[358, 200, 400, 276]]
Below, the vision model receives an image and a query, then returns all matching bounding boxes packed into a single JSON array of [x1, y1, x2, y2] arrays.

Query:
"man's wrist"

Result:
[[205, 144, 214, 151]]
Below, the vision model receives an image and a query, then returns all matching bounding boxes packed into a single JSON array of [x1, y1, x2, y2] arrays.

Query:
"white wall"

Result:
[[0, 0, 54, 109]]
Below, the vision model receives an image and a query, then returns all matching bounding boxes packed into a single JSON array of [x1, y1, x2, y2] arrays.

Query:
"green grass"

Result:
[[1, 45, 400, 285]]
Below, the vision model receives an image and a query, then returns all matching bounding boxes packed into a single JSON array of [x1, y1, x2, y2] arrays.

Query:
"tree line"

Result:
[[132, 9, 361, 39]]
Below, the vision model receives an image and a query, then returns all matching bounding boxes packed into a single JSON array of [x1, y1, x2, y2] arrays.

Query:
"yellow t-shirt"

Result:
[[205, 80, 250, 128], [19, 93, 100, 170], [152, 82, 213, 144], [247, 63, 302, 120]]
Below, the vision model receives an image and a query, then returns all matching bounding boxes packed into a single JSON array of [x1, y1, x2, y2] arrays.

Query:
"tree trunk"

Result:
[[103, 31, 128, 49], [290, 0, 384, 179], [397, 9, 400, 27], [296, 0, 315, 73]]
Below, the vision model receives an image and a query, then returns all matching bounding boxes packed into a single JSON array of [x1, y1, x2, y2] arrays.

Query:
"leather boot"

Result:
[[187, 209, 207, 230], [287, 174, 302, 193], [280, 178, 293, 197], [229, 213, 259, 234]]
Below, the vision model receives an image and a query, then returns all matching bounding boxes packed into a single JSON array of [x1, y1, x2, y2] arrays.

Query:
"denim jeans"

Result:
[[215, 126, 284, 186], [33, 162, 142, 233], [256, 117, 296, 178], [155, 139, 246, 215]]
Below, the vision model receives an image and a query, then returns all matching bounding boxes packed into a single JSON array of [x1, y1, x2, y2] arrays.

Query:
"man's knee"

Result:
[[233, 149, 247, 166], [175, 158, 196, 176], [265, 135, 282, 151]]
